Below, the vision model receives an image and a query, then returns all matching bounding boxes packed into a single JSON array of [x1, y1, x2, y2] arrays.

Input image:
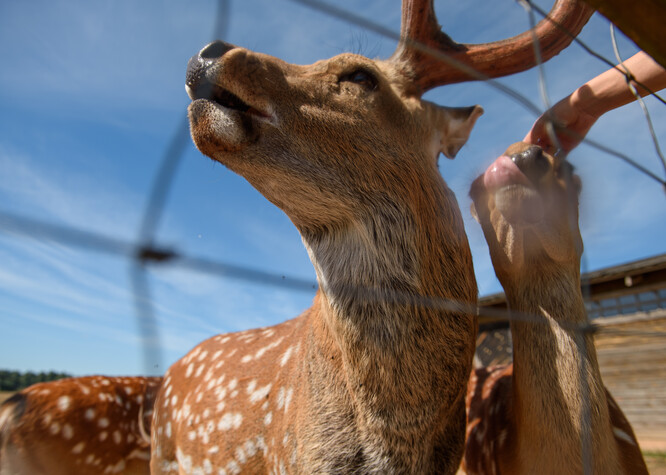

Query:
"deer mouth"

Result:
[[186, 79, 273, 123], [483, 155, 544, 224]]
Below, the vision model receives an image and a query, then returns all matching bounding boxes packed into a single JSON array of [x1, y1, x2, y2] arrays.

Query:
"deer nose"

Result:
[[199, 40, 235, 60], [509, 146, 550, 184], [186, 41, 236, 98]]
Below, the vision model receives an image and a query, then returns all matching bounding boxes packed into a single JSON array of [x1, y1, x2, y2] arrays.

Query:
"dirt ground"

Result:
[[645, 452, 666, 475], [0, 391, 15, 404]]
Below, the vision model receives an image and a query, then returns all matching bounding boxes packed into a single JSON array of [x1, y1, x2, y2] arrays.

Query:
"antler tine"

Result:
[[391, 0, 595, 95]]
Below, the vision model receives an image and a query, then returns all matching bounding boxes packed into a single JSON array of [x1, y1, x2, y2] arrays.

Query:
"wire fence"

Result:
[[1, 0, 666, 470]]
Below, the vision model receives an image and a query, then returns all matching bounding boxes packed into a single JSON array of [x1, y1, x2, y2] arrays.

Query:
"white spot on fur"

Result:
[[98, 418, 110, 428], [85, 408, 95, 420], [226, 460, 241, 475], [277, 387, 286, 409], [284, 387, 293, 412], [217, 412, 243, 431], [57, 396, 71, 411], [128, 449, 151, 460], [250, 383, 272, 404], [62, 423, 74, 439], [177, 448, 193, 473], [72, 442, 85, 454], [280, 346, 295, 367], [255, 337, 285, 359], [186, 363, 194, 378], [113, 430, 122, 444], [244, 439, 257, 457], [235, 447, 247, 464], [256, 435, 268, 455], [103, 459, 126, 474], [100, 431, 108, 441], [49, 422, 60, 435], [264, 412, 273, 425]]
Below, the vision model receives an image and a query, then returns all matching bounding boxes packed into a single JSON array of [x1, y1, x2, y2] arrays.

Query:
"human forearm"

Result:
[[572, 52, 666, 118]]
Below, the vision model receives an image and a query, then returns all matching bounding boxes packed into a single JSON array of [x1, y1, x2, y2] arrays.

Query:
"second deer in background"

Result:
[[0, 375, 162, 475], [464, 142, 648, 474]]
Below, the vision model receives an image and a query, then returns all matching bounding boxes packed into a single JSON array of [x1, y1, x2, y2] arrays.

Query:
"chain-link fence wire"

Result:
[[1, 0, 666, 469]]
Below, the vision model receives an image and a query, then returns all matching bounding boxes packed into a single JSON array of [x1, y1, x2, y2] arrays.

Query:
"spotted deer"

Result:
[[464, 143, 648, 474], [0, 375, 162, 475], [151, 1, 593, 473]]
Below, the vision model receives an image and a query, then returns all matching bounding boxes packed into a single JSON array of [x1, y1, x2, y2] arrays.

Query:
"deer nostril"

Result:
[[199, 40, 235, 60], [510, 146, 550, 184], [186, 41, 237, 96]]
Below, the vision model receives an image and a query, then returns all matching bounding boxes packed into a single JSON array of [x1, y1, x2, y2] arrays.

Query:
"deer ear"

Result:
[[428, 104, 484, 159], [470, 202, 480, 223]]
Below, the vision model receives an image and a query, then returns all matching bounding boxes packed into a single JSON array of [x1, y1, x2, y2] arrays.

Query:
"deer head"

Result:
[[470, 142, 583, 285], [184, 0, 593, 233]]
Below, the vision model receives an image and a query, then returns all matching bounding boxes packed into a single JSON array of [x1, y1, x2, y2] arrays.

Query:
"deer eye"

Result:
[[339, 69, 378, 91]]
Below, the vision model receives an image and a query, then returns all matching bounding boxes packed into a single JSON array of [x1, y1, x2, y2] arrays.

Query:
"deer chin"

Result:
[[494, 185, 544, 225], [187, 81, 277, 154], [188, 98, 259, 153]]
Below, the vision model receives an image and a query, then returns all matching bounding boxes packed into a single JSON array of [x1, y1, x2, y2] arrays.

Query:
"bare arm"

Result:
[[524, 52, 666, 153]]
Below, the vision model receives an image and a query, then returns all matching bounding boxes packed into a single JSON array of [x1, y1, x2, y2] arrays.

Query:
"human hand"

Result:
[[523, 93, 598, 154]]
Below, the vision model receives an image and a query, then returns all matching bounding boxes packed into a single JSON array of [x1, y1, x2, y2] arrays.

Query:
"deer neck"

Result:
[[300, 183, 477, 447], [506, 258, 618, 470]]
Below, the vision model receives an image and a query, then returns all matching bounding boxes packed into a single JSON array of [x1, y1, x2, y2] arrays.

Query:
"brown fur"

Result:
[[151, 40, 483, 474], [0, 376, 161, 475], [464, 142, 648, 474]]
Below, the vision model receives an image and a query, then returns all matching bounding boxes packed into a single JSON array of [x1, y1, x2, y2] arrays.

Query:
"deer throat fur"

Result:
[[300, 189, 478, 472]]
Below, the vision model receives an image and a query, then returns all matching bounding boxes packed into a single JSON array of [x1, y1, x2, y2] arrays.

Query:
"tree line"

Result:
[[0, 369, 72, 392]]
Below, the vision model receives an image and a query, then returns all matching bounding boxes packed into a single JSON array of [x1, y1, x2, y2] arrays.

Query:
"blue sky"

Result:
[[1, 0, 664, 376]]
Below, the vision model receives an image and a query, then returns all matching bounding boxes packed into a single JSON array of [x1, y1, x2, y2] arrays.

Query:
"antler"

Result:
[[391, 0, 595, 94]]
